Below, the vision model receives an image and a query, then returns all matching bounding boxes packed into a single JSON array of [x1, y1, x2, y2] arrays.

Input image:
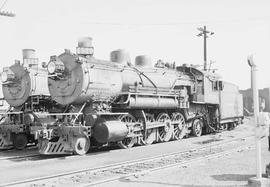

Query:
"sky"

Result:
[[0, 0, 270, 89]]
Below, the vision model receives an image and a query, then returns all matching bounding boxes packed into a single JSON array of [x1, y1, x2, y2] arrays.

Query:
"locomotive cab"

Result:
[[177, 65, 223, 104]]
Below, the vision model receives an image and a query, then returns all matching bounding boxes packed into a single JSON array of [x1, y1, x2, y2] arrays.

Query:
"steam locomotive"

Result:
[[37, 37, 243, 155], [0, 49, 60, 149]]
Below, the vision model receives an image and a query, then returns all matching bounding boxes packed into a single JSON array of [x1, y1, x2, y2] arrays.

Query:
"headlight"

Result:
[[47, 62, 56, 74], [1, 72, 8, 82]]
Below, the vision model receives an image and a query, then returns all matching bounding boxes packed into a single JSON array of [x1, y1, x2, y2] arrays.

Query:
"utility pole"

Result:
[[248, 56, 261, 179], [247, 56, 270, 186], [197, 26, 214, 71]]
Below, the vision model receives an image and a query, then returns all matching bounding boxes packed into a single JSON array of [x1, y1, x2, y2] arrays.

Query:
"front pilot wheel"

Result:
[[13, 133, 28, 150], [73, 136, 90, 155]]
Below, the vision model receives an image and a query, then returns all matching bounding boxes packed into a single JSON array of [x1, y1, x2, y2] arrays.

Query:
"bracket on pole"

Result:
[[248, 55, 255, 67]]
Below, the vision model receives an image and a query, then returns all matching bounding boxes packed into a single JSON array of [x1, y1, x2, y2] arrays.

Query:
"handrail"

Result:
[[132, 66, 157, 89], [71, 102, 87, 124]]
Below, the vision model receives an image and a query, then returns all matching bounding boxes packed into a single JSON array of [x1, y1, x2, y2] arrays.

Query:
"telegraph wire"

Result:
[[68, 16, 270, 27]]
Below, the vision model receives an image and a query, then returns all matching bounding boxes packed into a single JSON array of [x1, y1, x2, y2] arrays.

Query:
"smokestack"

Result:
[[22, 49, 38, 68], [76, 37, 94, 56], [22, 49, 35, 59]]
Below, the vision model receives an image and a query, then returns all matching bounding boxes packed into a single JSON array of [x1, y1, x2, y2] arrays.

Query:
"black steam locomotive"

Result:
[[0, 49, 61, 149], [36, 37, 243, 155]]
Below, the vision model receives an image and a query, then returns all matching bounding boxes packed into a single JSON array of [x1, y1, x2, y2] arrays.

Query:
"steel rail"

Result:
[[0, 153, 40, 161], [0, 145, 39, 161], [84, 144, 254, 187]]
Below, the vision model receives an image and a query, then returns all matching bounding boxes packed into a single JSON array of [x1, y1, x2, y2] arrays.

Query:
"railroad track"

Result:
[[0, 153, 40, 161], [0, 134, 255, 187], [0, 146, 40, 161], [0, 145, 118, 162], [0, 130, 252, 162]]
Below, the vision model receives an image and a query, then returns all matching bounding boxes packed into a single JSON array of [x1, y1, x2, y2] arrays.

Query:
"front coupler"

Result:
[[38, 125, 91, 155], [0, 124, 27, 149]]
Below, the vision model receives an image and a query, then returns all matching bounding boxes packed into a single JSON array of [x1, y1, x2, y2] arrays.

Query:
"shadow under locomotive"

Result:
[[2, 144, 122, 162]]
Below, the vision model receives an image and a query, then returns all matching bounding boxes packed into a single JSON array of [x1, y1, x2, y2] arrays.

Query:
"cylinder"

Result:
[[78, 37, 93, 48], [135, 55, 152, 67], [110, 49, 130, 64], [22, 49, 35, 59], [93, 118, 128, 143]]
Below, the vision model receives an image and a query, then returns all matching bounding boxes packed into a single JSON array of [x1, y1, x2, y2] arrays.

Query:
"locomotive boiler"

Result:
[[0, 49, 58, 149], [38, 37, 243, 155]]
